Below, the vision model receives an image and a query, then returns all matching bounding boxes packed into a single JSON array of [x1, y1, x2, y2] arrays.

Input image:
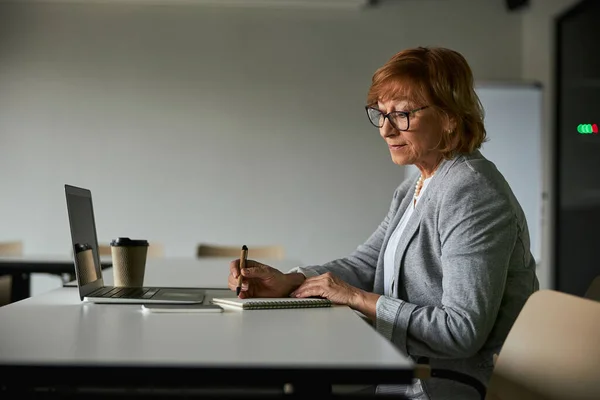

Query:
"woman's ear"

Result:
[[440, 112, 460, 151], [436, 110, 456, 135], [445, 114, 457, 134]]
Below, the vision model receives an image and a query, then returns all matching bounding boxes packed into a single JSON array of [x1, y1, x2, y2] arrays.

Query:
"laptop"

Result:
[[65, 184, 205, 304]]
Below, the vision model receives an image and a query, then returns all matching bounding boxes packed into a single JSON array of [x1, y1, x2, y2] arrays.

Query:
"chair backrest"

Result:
[[584, 275, 600, 302], [196, 243, 285, 260], [97, 245, 112, 257], [0, 241, 23, 306], [98, 243, 164, 258], [147, 242, 164, 258], [486, 289, 600, 400], [0, 241, 23, 257]]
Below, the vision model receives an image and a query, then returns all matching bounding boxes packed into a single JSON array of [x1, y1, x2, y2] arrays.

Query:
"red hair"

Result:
[[367, 47, 486, 158]]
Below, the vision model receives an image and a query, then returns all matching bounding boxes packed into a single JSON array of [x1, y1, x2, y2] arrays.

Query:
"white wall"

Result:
[[521, 0, 581, 290], [0, 0, 523, 296]]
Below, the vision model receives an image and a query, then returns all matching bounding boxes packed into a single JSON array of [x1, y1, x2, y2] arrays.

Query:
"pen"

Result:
[[236, 245, 248, 296]]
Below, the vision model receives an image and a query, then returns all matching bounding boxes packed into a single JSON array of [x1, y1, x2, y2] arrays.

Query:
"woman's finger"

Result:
[[228, 272, 248, 291], [295, 276, 329, 292], [293, 288, 319, 298], [291, 281, 322, 298], [241, 263, 273, 279], [302, 275, 324, 284], [229, 259, 241, 279], [291, 280, 315, 293]]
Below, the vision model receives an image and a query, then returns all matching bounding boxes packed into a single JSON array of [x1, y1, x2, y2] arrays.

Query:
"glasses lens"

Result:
[[367, 108, 383, 127], [390, 112, 408, 131]]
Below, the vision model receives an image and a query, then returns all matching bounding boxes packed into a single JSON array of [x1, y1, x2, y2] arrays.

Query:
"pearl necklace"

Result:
[[414, 162, 442, 200], [414, 175, 427, 200]]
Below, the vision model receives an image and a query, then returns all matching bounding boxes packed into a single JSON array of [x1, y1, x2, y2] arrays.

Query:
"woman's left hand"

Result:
[[290, 272, 360, 306]]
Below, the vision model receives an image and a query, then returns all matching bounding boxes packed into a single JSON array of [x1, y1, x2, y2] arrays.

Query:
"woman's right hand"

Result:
[[228, 259, 305, 299]]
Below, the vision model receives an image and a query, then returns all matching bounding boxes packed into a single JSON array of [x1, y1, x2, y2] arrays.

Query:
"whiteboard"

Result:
[[477, 83, 543, 262]]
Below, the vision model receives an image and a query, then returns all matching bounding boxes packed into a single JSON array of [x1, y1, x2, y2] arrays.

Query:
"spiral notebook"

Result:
[[210, 297, 332, 310]]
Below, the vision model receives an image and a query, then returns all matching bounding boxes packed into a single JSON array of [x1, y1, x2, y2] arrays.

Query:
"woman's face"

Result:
[[377, 98, 445, 171]]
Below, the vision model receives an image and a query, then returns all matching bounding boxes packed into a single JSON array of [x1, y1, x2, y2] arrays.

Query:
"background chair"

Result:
[[0, 241, 23, 307], [584, 275, 600, 302], [485, 289, 600, 400], [97, 242, 164, 258], [147, 242, 165, 258], [0, 241, 22, 256], [196, 243, 285, 260], [97, 245, 111, 257]]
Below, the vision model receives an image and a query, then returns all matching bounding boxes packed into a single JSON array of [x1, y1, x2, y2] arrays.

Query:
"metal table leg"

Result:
[[10, 273, 30, 302]]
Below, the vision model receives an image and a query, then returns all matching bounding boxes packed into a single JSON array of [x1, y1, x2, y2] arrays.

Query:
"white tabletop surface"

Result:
[[0, 287, 413, 372], [64, 257, 302, 289]]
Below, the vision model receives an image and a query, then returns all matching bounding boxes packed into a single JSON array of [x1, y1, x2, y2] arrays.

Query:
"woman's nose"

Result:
[[380, 118, 396, 138]]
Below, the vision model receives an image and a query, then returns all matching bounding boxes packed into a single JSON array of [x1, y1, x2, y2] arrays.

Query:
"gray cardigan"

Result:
[[292, 150, 539, 399]]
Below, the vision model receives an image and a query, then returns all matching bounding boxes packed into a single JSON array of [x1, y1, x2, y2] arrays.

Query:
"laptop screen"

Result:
[[65, 185, 103, 291]]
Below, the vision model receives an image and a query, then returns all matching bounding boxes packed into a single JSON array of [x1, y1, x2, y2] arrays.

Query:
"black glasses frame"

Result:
[[365, 105, 429, 131]]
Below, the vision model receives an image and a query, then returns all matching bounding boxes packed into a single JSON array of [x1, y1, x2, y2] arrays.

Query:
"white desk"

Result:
[[63, 257, 301, 289], [0, 286, 414, 395]]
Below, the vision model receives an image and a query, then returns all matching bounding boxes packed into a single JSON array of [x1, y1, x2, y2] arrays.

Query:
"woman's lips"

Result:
[[388, 144, 406, 150]]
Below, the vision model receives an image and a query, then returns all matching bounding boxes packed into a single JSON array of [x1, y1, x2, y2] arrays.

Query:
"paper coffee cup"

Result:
[[110, 237, 149, 287], [74, 243, 98, 285]]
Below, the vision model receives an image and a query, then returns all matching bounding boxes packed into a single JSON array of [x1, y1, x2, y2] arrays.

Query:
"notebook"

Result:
[[210, 297, 332, 310]]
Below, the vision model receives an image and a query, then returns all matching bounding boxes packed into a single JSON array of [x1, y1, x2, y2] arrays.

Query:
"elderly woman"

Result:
[[227, 46, 539, 399]]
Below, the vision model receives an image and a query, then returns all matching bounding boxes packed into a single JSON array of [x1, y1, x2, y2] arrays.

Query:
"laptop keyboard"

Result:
[[90, 287, 158, 299], [89, 287, 115, 297]]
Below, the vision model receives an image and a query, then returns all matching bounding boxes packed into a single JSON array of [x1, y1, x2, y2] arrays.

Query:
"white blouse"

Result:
[[383, 176, 432, 297]]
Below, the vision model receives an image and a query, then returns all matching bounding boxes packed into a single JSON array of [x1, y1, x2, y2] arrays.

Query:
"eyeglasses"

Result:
[[365, 105, 429, 131]]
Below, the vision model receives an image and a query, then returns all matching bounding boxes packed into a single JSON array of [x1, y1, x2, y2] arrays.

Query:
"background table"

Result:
[[0, 286, 414, 396], [63, 257, 301, 289], [0, 255, 112, 302]]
